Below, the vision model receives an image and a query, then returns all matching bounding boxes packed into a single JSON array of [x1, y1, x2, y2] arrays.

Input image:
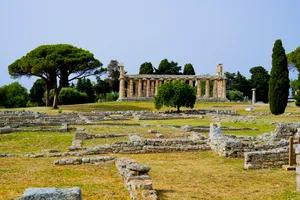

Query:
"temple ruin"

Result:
[[117, 63, 227, 101]]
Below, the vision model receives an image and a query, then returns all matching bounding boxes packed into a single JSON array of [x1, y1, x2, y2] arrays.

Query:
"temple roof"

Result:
[[124, 74, 226, 80]]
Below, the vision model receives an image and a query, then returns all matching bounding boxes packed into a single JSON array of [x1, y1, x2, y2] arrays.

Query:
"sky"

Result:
[[0, 0, 300, 90]]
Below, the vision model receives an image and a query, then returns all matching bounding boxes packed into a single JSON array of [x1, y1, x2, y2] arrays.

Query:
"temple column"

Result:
[[217, 80, 222, 98], [138, 79, 142, 97], [213, 79, 217, 97], [205, 79, 210, 97], [150, 80, 155, 96], [119, 78, 125, 99], [129, 79, 133, 97], [135, 80, 138, 96], [222, 79, 226, 98], [146, 79, 150, 97], [197, 79, 201, 98], [189, 79, 193, 87], [143, 80, 147, 96], [155, 80, 159, 95]]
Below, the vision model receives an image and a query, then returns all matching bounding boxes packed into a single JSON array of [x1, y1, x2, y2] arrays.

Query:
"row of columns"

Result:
[[119, 78, 226, 99]]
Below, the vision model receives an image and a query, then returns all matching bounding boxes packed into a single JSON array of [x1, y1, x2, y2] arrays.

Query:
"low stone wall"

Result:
[[116, 157, 157, 200], [0, 127, 13, 134], [196, 97, 229, 102], [84, 136, 209, 155], [54, 156, 116, 165], [244, 148, 291, 169], [163, 109, 238, 116]]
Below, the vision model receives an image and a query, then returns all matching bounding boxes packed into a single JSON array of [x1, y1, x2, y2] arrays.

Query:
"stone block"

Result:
[[74, 131, 88, 140], [18, 187, 82, 200]]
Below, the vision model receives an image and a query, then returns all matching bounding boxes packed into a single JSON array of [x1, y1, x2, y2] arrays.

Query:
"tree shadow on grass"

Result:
[[156, 189, 176, 199]]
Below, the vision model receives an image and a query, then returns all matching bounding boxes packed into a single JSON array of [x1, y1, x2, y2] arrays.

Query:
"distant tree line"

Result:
[[139, 59, 196, 75]]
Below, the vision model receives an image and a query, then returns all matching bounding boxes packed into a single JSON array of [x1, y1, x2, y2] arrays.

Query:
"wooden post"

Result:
[[289, 136, 294, 166]]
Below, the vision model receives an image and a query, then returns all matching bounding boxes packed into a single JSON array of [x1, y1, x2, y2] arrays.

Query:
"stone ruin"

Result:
[[16, 187, 82, 200], [4, 110, 300, 198], [209, 122, 300, 169]]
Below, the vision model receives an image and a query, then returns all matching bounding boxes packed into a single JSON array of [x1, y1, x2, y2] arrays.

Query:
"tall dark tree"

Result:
[[139, 62, 154, 74], [235, 71, 250, 97], [183, 63, 195, 75], [76, 77, 96, 102], [8, 44, 104, 109], [156, 59, 181, 74], [224, 72, 237, 91], [107, 60, 119, 92], [249, 66, 270, 103], [29, 79, 46, 106], [269, 39, 289, 115]]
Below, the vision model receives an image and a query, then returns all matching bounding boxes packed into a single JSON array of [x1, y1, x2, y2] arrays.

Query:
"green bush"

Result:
[[97, 92, 119, 102], [44, 88, 88, 105], [0, 82, 29, 108], [226, 90, 244, 101], [58, 88, 88, 105]]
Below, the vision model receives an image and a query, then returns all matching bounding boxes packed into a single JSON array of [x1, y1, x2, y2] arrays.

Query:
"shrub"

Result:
[[0, 82, 29, 108], [226, 90, 244, 101]]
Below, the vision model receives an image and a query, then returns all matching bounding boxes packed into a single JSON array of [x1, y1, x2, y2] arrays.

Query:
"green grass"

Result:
[[0, 132, 73, 154]]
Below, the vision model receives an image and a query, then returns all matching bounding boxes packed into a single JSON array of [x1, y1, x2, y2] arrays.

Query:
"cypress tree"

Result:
[[269, 39, 290, 115]]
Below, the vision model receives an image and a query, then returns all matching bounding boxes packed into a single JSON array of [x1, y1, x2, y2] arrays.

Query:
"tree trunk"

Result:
[[177, 106, 180, 113], [52, 77, 63, 109], [45, 85, 50, 107]]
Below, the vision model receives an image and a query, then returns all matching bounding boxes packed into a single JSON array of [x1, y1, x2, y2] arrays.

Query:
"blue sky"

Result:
[[0, 0, 299, 89]]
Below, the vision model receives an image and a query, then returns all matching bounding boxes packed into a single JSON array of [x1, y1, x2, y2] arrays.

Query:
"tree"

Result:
[[154, 81, 196, 112], [183, 63, 195, 75], [76, 77, 96, 102], [269, 39, 289, 115], [29, 79, 46, 106], [249, 66, 270, 103], [235, 71, 250, 98], [107, 60, 119, 92], [139, 62, 154, 74], [224, 72, 237, 91], [8, 44, 103, 109], [290, 79, 300, 98], [0, 82, 28, 108], [156, 59, 182, 74]]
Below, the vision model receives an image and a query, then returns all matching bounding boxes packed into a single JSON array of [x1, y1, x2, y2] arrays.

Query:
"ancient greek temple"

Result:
[[117, 64, 227, 101]]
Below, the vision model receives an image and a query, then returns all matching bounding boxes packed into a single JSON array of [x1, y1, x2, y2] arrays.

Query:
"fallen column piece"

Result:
[[16, 187, 82, 200]]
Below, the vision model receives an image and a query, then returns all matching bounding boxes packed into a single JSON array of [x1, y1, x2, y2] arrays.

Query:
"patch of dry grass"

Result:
[[0, 157, 129, 200], [127, 152, 299, 200], [0, 131, 73, 154]]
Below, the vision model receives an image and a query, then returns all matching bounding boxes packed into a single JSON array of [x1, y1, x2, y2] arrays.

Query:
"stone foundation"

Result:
[[54, 156, 116, 165], [84, 135, 209, 155], [116, 157, 157, 200]]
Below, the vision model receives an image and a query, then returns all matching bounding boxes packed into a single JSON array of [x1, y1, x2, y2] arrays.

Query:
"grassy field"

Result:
[[1, 101, 300, 199]]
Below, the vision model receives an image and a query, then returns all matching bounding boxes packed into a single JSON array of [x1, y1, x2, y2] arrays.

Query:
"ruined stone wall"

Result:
[[84, 136, 210, 155], [54, 156, 116, 165], [244, 148, 292, 169], [116, 157, 157, 200]]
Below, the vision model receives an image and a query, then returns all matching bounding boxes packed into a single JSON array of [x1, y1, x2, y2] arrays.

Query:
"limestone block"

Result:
[[18, 187, 82, 200], [74, 131, 87, 140]]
